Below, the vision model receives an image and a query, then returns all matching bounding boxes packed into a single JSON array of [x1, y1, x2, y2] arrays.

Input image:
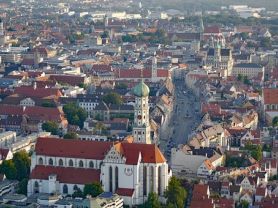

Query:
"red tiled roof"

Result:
[[30, 165, 100, 184], [256, 187, 267, 196], [192, 184, 209, 200], [35, 137, 112, 160], [263, 88, 278, 105], [115, 188, 134, 197], [204, 26, 221, 34], [49, 75, 85, 86], [201, 103, 222, 115], [0, 105, 23, 115], [14, 86, 62, 98], [117, 69, 169, 79], [120, 143, 166, 165], [0, 105, 64, 122], [92, 64, 112, 72], [190, 198, 214, 208], [21, 58, 35, 66], [214, 198, 235, 208], [24, 106, 64, 122], [35, 137, 166, 164]]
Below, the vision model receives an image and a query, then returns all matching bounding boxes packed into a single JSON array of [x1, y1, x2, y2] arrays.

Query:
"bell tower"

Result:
[[132, 70, 151, 144]]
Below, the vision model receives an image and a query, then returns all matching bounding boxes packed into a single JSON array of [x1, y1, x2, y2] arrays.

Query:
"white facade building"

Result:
[[27, 138, 171, 206]]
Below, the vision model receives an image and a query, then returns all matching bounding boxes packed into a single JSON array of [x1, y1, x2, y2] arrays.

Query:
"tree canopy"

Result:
[[102, 92, 123, 105], [165, 176, 187, 208], [64, 132, 78, 140], [273, 116, 278, 127], [244, 143, 263, 161], [63, 102, 87, 128], [0, 150, 31, 195], [145, 192, 161, 208], [42, 121, 59, 135], [83, 182, 103, 197]]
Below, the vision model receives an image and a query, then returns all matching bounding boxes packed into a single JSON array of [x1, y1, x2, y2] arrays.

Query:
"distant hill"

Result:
[[144, 0, 278, 11]]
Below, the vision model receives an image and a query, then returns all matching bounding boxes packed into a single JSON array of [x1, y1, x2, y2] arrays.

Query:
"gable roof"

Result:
[[30, 165, 100, 184], [120, 143, 166, 164], [35, 137, 166, 164], [263, 88, 278, 105], [14, 86, 62, 98], [35, 137, 112, 160]]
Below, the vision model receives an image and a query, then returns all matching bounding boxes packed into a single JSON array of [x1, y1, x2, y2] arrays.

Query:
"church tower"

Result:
[[132, 80, 151, 144], [0, 18, 4, 36], [151, 56, 157, 82]]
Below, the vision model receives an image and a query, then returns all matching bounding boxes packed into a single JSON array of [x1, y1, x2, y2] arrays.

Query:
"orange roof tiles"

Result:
[[30, 165, 100, 184], [14, 86, 62, 98], [35, 137, 166, 164], [35, 137, 112, 160], [263, 88, 278, 105]]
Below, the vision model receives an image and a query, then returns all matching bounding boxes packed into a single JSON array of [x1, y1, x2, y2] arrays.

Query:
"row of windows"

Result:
[[38, 157, 95, 168]]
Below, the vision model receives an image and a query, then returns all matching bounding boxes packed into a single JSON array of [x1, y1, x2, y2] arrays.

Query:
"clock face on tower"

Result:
[[137, 115, 142, 120]]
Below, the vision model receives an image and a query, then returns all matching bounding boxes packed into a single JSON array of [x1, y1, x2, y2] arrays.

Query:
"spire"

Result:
[[199, 15, 204, 33], [140, 66, 143, 80]]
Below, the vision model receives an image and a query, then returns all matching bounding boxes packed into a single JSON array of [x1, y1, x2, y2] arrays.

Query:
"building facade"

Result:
[[27, 138, 171, 206]]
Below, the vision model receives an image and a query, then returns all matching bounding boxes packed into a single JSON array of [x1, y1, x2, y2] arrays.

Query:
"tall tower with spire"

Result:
[[0, 18, 4, 36], [151, 56, 157, 82], [132, 75, 151, 144]]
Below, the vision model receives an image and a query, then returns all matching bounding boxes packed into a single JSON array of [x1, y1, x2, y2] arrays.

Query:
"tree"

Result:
[[237, 74, 244, 82], [115, 82, 128, 89], [0, 160, 17, 180], [145, 192, 161, 208], [245, 143, 263, 161], [165, 176, 187, 208], [42, 121, 59, 135], [260, 37, 272, 49], [241, 200, 249, 208], [94, 122, 107, 135], [41, 101, 55, 108], [13, 150, 31, 181], [273, 116, 278, 127], [72, 187, 84, 198], [63, 103, 88, 128], [243, 76, 251, 85], [17, 178, 28, 195], [102, 92, 123, 105], [64, 132, 78, 140], [83, 182, 103, 197]]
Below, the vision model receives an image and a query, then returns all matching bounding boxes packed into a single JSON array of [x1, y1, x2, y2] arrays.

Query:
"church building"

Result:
[[27, 81, 171, 206]]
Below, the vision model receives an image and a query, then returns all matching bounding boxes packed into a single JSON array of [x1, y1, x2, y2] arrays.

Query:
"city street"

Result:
[[159, 80, 201, 158]]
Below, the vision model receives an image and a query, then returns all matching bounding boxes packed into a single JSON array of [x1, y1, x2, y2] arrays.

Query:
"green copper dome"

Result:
[[133, 81, 150, 97]]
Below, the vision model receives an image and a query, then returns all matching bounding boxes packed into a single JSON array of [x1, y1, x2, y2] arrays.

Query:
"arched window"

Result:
[[73, 185, 78, 191], [59, 159, 63, 166], [158, 166, 162, 195], [89, 161, 94, 168], [48, 158, 53, 166], [109, 166, 113, 192], [143, 166, 147, 195], [38, 157, 43, 165], [69, 159, 73, 167], [34, 181, 39, 193], [63, 184, 68, 194], [115, 166, 119, 190], [79, 160, 84, 168]]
